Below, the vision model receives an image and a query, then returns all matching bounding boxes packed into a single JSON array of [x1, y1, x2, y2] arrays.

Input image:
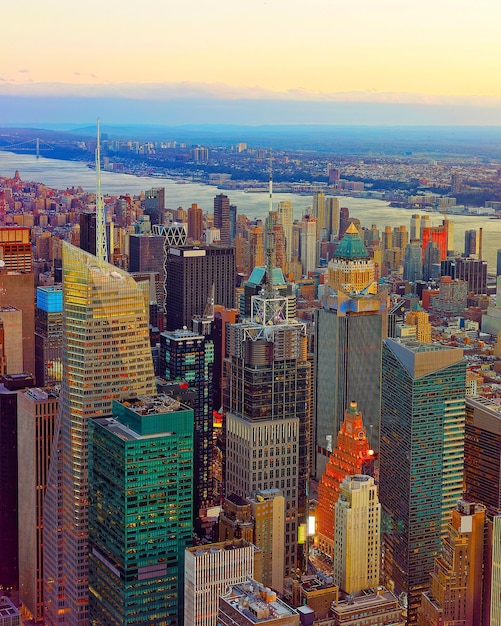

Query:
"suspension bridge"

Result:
[[0, 138, 54, 158]]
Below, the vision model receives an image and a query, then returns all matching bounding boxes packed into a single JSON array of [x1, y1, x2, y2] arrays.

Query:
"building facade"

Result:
[[379, 339, 466, 625], [43, 243, 156, 626], [88, 395, 193, 625]]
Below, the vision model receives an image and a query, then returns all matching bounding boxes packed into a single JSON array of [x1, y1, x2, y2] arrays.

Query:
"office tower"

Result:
[[219, 494, 255, 542], [423, 241, 440, 281], [43, 243, 156, 626], [17, 388, 58, 622], [164, 245, 235, 331], [188, 203, 203, 242], [451, 173, 462, 195], [317, 401, 375, 558], [431, 276, 468, 317], [327, 223, 375, 293], [218, 580, 299, 626], [418, 500, 486, 626], [422, 225, 447, 261], [0, 596, 20, 626], [333, 475, 381, 595], [328, 166, 341, 184], [313, 191, 326, 235], [443, 218, 454, 255], [464, 396, 501, 512], [315, 226, 385, 478], [229, 204, 237, 243], [339, 207, 350, 240], [455, 258, 487, 295], [129, 233, 165, 313], [212, 306, 239, 413], [214, 193, 231, 246], [0, 306, 23, 374], [224, 262, 312, 577], [380, 338, 465, 625], [34, 286, 63, 387], [405, 305, 432, 343], [272, 220, 287, 274], [88, 395, 193, 625], [382, 226, 393, 250], [79, 212, 96, 255], [300, 214, 317, 275], [247, 226, 265, 273], [144, 187, 165, 225], [249, 489, 285, 593], [410, 214, 421, 241], [0, 382, 21, 590], [129, 233, 164, 274], [159, 329, 214, 530], [393, 225, 408, 251], [329, 591, 405, 625], [278, 201, 293, 263], [184, 540, 260, 626], [325, 196, 339, 239], [403, 240, 423, 283], [0, 226, 32, 271], [0, 270, 35, 377]]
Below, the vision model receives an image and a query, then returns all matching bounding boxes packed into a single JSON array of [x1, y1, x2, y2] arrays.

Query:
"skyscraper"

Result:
[[88, 395, 193, 625], [300, 214, 317, 275], [214, 193, 231, 246], [144, 187, 165, 225], [164, 245, 235, 331], [325, 196, 339, 240], [187, 203, 203, 242], [44, 243, 156, 626], [333, 475, 381, 595], [159, 328, 214, 530], [403, 240, 423, 283], [418, 500, 486, 626], [18, 388, 58, 622], [316, 401, 375, 558], [224, 230, 312, 576], [277, 201, 294, 263], [184, 539, 260, 626], [379, 338, 465, 625], [34, 286, 63, 387], [315, 225, 386, 478]]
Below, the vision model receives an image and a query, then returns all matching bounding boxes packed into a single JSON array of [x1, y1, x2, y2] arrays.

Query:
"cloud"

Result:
[[17, 69, 30, 74]]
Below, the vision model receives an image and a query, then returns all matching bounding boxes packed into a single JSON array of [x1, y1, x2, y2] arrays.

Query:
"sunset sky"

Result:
[[2, 0, 501, 123]]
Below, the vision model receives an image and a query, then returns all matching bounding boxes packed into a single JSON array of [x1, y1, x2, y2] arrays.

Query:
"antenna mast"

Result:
[[95, 118, 108, 262], [265, 149, 274, 295]]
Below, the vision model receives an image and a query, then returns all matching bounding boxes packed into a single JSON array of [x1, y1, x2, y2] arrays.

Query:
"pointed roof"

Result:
[[334, 223, 369, 260]]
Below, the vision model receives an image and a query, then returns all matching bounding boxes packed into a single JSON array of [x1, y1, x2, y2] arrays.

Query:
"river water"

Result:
[[1, 151, 499, 272]]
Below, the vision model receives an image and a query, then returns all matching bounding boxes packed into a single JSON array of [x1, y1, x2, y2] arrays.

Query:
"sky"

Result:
[[2, 0, 501, 124]]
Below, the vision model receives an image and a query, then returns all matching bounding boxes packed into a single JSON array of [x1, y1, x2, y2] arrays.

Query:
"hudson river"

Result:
[[1, 151, 499, 272]]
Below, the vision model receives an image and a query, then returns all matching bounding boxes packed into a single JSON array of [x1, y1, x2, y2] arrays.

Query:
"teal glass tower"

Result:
[[88, 395, 194, 625], [379, 338, 465, 625]]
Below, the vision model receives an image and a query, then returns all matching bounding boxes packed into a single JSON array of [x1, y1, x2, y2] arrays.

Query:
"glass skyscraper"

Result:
[[88, 396, 193, 625], [379, 338, 465, 625], [44, 243, 156, 626]]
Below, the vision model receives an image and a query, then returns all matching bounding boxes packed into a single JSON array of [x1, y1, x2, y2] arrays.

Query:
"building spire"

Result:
[[264, 149, 274, 295], [95, 118, 108, 262]]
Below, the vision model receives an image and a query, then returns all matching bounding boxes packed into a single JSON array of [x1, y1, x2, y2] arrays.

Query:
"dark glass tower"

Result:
[[379, 338, 465, 625], [164, 245, 235, 331], [214, 193, 231, 246], [159, 329, 214, 532]]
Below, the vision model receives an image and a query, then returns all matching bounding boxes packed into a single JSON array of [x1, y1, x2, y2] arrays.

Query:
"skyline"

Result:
[[2, 0, 501, 125]]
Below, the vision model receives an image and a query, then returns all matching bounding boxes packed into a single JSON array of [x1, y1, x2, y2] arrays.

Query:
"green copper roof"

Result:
[[334, 223, 369, 259]]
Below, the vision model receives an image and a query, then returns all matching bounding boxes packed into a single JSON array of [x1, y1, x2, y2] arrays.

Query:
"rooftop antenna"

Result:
[[264, 149, 274, 295], [95, 118, 108, 262]]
